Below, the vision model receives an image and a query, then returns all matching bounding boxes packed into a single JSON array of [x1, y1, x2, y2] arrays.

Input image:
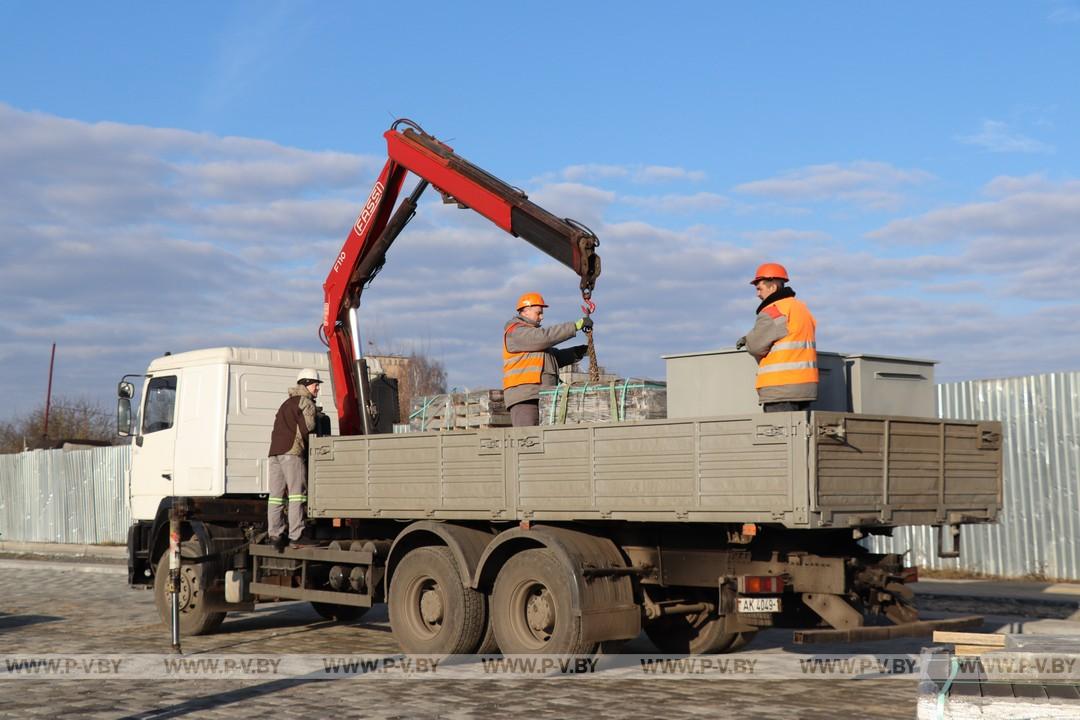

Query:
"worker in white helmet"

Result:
[[266, 368, 322, 549]]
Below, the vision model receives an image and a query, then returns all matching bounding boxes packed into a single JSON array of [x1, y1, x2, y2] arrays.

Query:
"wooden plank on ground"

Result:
[[955, 644, 997, 656], [934, 631, 1006, 646]]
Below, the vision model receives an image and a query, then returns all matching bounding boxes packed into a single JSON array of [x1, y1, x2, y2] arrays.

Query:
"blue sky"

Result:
[[2, 2, 1080, 419]]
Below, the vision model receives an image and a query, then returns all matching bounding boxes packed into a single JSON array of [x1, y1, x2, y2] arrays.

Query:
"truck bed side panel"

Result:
[[813, 412, 1002, 526], [309, 412, 1001, 528]]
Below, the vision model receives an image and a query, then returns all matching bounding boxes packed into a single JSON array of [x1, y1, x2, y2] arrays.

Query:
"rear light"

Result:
[[738, 575, 785, 594], [901, 566, 919, 583]]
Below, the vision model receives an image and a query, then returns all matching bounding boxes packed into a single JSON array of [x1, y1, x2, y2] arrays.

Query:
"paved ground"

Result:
[[2, 558, 1080, 719]]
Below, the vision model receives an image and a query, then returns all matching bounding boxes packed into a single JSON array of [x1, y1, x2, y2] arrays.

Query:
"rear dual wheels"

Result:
[[390, 545, 612, 655], [491, 548, 595, 655]]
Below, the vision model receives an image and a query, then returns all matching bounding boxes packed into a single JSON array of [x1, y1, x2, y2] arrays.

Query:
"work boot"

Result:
[[269, 535, 287, 552], [291, 530, 317, 549]]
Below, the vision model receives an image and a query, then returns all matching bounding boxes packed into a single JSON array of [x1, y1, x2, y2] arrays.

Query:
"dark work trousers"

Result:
[[763, 401, 811, 413], [509, 399, 540, 427]]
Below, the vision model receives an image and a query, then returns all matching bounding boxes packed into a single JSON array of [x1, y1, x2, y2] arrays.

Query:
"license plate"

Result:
[[737, 596, 781, 613]]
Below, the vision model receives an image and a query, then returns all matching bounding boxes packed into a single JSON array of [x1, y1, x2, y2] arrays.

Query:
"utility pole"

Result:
[[43, 343, 56, 443]]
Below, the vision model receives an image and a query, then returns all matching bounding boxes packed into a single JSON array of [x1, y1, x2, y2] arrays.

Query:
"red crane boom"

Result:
[[323, 119, 601, 435]]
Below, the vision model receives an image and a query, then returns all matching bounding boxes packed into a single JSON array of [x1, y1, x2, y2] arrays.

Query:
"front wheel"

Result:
[[153, 539, 226, 636]]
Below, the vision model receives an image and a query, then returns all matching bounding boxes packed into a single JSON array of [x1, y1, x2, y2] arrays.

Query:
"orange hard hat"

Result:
[[516, 292, 548, 311], [750, 262, 789, 285]]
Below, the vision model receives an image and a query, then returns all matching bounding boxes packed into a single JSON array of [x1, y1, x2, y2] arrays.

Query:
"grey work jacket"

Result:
[[503, 315, 583, 407]]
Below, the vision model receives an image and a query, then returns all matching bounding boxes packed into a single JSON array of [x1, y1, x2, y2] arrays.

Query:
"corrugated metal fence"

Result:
[[0, 445, 131, 544], [868, 371, 1080, 579]]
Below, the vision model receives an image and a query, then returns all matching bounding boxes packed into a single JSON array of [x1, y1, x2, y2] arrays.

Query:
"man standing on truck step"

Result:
[[267, 368, 322, 549], [503, 292, 592, 426], [736, 263, 819, 413]]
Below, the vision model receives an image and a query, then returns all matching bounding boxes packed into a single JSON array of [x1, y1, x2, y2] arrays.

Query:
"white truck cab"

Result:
[[120, 347, 340, 523]]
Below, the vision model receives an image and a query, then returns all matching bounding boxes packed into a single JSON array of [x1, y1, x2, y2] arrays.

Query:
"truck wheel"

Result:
[[388, 546, 486, 654], [645, 610, 738, 654], [475, 616, 499, 654], [491, 548, 594, 655], [729, 631, 758, 651], [153, 540, 226, 636], [311, 602, 369, 622]]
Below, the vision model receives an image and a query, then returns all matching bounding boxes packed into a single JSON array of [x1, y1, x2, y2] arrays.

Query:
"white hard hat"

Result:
[[297, 368, 321, 384]]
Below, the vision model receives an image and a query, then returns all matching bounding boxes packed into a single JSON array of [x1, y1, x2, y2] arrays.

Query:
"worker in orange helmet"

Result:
[[735, 263, 818, 413], [503, 291, 592, 426]]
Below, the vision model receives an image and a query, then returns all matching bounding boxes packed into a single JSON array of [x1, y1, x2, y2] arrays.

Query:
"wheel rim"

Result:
[[178, 566, 197, 612], [508, 579, 555, 649], [404, 575, 444, 640]]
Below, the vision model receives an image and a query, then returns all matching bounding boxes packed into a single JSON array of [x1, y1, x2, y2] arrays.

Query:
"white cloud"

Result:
[[957, 120, 1055, 154], [1048, 2, 1080, 23], [634, 165, 708, 183], [527, 183, 616, 228], [739, 229, 830, 245], [620, 191, 729, 213], [559, 163, 706, 184], [865, 177, 1080, 302], [868, 178, 1080, 246], [982, 173, 1055, 197], [734, 161, 932, 210]]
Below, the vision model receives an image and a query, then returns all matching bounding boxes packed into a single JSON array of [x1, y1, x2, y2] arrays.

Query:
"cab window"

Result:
[[142, 375, 177, 434]]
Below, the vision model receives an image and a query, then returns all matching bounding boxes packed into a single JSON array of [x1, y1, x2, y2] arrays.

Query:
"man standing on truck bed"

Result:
[[736, 263, 819, 413], [267, 368, 322, 549], [503, 292, 592, 426]]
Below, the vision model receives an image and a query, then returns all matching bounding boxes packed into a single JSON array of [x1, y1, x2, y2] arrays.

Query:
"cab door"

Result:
[[129, 374, 178, 521]]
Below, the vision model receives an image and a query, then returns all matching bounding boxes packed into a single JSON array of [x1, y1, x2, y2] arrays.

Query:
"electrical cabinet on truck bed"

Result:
[[308, 412, 1001, 529]]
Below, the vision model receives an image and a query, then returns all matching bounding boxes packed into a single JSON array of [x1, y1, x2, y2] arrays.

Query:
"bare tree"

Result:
[[0, 397, 116, 454], [365, 337, 449, 423], [396, 352, 448, 418]]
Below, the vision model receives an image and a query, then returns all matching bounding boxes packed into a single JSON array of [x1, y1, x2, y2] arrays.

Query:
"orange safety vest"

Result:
[[755, 297, 818, 390], [503, 321, 546, 389]]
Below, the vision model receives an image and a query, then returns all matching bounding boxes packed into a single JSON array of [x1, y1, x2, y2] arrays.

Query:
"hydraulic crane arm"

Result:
[[323, 119, 602, 435]]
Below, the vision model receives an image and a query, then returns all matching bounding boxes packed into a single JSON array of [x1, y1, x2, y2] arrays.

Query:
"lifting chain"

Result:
[[581, 289, 600, 382]]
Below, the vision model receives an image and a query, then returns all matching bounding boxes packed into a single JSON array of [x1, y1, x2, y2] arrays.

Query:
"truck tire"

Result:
[[388, 546, 486, 654], [645, 610, 738, 654], [153, 539, 226, 636], [475, 616, 499, 654], [729, 631, 758, 651], [311, 602, 369, 622], [490, 548, 594, 655]]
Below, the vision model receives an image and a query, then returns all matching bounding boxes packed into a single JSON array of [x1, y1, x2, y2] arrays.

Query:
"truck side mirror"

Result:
[[117, 397, 133, 437], [118, 381, 135, 399]]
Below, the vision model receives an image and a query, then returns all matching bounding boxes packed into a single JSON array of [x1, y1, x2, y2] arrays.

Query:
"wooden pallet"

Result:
[[921, 631, 1080, 718], [933, 630, 1006, 656]]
